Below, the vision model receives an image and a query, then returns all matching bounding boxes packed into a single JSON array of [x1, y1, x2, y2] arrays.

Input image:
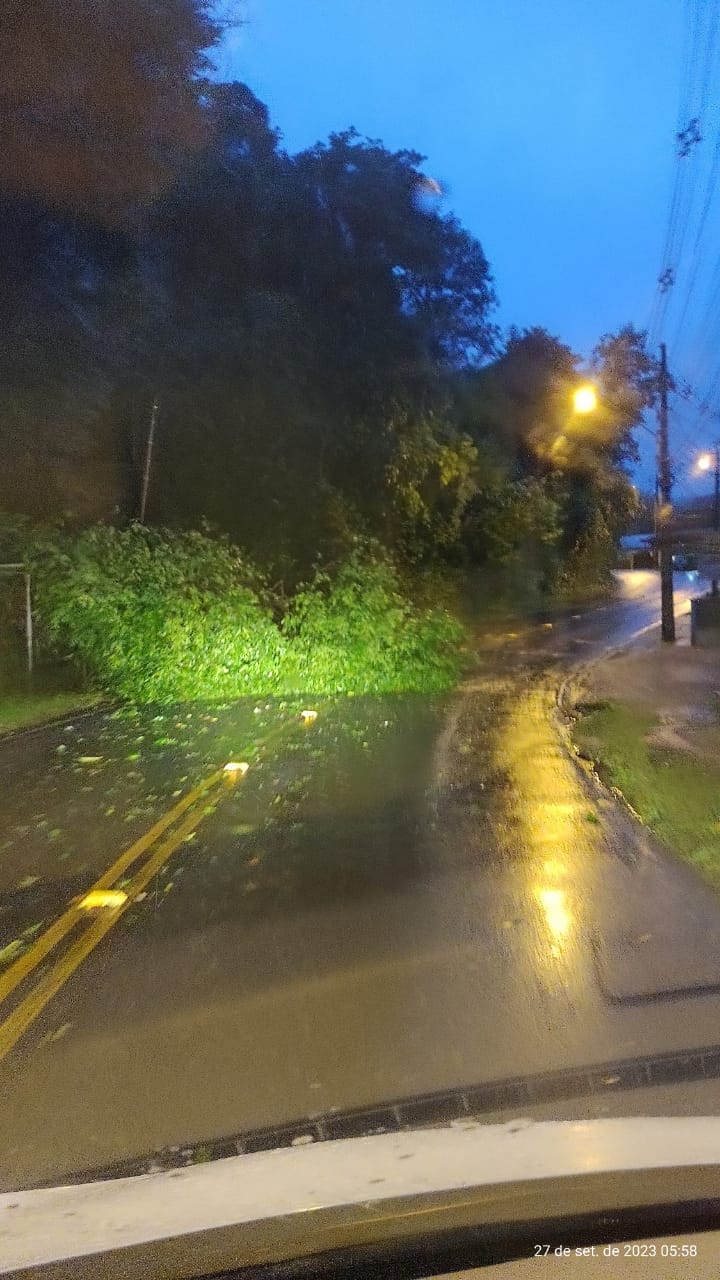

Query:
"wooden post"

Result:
[[139, 399, 159, 524], [657, 342, 675, 642], [24, 572, 33, 675]]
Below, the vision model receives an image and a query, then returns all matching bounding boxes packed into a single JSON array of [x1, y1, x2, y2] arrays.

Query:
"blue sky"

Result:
[[215, 1, 720, 496]]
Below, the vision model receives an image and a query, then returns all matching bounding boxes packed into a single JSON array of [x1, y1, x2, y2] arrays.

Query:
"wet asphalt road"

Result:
[[2, 571, 720, 1188]]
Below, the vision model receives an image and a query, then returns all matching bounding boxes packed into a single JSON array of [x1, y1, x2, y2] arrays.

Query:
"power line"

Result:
[[671, 125, 720, 357], [648, 0, 711, 348], [698, 0, 720, 110], [679, 244, 720, 393], [657, 0, 720, 394]]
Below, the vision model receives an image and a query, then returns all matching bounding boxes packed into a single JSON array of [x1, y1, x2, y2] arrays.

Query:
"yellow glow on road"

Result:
[[79, 890, 127, 910], [539, 802, 578, 818], [542, 858, 567, 878], [537, 886, 572, 945], [573, 384, 597, 414]]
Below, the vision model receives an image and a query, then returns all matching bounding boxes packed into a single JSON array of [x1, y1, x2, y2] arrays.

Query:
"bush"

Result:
[[31, 526, 467, 701], [556, 509, 617, 601], [31, 524, 285, 701], [282, 547, 467, 695]]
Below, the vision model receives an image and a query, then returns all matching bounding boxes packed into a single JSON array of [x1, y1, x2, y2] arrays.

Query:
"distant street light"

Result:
[[694, 444, 720, 595], [694, 445, 719, 525], [573, 384, 598, 414]]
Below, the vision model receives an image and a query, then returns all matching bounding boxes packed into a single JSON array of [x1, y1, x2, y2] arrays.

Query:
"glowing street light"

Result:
[[573, 384, 598, 415], [694, 445, 720, 595]]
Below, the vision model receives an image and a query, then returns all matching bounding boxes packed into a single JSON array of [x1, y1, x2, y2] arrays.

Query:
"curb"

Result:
[[552, 648, 651, 835]]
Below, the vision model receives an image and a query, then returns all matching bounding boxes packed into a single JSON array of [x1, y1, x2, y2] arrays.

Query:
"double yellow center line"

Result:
[[0, 766, 234, 1062], [0, 710, 319, 1063]]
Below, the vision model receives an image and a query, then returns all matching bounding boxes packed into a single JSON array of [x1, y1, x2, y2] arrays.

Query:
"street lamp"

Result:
[[550, 383, 599, 458], [695, 444, 720, 595], [573, 384, 598, 415], [694, 445, 719, 524]]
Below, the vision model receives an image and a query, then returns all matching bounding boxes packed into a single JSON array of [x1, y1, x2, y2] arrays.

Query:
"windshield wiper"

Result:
[[42, 1039, 720, 1189]]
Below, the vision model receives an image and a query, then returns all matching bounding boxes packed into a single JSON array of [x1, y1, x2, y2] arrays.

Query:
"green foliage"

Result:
[[283, 546, 467, 695], [31, 525, 285, 702], [384, 411, 479, 558], [551, 468, 637, 599], [31, 526, 466, 701], [573, 702, 720, 890], [462, 474, 560, 565], [460, 327, 580, 466], [591, 325, 659, 466], [555, 507, 617, 600]]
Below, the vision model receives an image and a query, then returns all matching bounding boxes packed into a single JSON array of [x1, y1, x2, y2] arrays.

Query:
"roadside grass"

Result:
[[573, 702, 720, 891], [0, 691, 102, 736]]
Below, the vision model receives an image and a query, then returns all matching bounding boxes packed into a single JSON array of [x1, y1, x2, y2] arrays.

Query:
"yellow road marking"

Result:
[[0, 791, 222, 1062], [79, 890, 128, 910], [0, 708, 316, 1060], [0, 768, 225, 1009]]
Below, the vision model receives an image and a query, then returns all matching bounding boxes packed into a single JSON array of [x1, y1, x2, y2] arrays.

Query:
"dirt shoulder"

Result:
[[565, 612, 720, 890]]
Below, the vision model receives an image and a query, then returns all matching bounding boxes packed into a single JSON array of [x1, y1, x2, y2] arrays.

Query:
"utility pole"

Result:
[[657, 342, 675, 641], [139, 398, 159, 524]]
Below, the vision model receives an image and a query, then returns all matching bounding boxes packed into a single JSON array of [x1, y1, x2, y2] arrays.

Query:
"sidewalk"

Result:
[[567, 603, 720, 892]]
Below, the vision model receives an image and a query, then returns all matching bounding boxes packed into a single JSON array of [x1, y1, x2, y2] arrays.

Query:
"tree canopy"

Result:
[[1, 0, 652, 604], [1, 0, 220, 219]]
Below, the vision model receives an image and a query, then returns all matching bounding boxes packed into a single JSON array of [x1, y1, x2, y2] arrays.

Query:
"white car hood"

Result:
[[2, 1115, 720, 1275]]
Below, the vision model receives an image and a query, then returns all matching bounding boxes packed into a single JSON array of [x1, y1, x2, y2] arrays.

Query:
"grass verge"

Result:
[[0, 691, 102, 736], [573, 701, 720, 891]]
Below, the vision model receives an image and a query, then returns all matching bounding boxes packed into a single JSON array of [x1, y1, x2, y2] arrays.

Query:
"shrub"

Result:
[[556, 509, 617, 601], [282, 547, 467, 695], [31, 524, 285, 701], [31, 527, 467, 701]]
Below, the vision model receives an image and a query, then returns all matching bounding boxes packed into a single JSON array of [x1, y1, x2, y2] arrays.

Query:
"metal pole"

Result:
[[139, 399, 159, 524], [24, 572, 33, 676], [657, 342, 675, 641]]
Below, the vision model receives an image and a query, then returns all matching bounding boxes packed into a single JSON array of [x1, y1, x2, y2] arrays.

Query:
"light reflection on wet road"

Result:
[[2, 571, 720, 1187]]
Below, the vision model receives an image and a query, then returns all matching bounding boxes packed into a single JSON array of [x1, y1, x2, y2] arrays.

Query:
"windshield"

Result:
[[3, 0, 720, 1212]]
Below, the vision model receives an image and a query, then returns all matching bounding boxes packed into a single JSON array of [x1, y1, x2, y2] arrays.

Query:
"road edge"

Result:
[[0, 698, 111, 747], [552, 628, 720, 907]]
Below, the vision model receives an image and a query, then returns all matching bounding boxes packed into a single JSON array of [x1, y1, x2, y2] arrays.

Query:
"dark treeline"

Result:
[[1, 0, 657, 600]]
